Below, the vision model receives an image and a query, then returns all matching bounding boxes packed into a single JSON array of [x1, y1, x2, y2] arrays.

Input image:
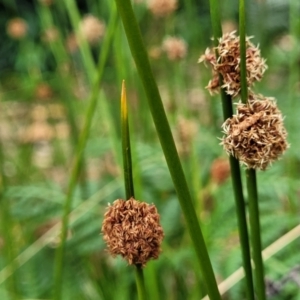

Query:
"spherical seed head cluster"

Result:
[[210, 157, 230, 185], [199, 31, 267, 97], [79, 15, 106, 45], [147, 0, 177, 17], [221, 96, 288, 170], [101, 198, 164, 267], [6, 18, 28, 39], [162, 36, 187, 61]]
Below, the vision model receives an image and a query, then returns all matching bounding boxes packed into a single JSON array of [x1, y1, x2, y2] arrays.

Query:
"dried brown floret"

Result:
[[221, 95, 289, 170], [162, 36, 187, 61], [210, 157, 230, 185], [101, 198, 164, 267], [198, 31, 267, 97], [79, 15, 106, 45]]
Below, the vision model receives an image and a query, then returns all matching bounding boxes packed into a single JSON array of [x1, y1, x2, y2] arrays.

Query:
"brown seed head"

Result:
[[210, 157, 230, 184], [162, 36, 187, 61], [176, 116, 197, 156], [6, 18, 28, 39], [221, 95, 289, 170], [79, 15, 106, 45], [101, 198, 164, 267], [198, 31, 267, 97], [147, 0, 177, 17]]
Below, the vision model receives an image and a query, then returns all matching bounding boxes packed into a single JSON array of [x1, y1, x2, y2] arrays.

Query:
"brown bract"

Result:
[[198, 31, 267, 97], [221, 95, 289, 170], [101, 198, 164, 267]]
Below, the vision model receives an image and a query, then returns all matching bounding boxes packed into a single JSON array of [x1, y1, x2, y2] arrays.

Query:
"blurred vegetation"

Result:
[[0, 0, 299, 299]]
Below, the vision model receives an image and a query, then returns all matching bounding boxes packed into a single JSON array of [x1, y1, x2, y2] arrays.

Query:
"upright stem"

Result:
[[135, 265, 147, 300], [239, 0, 248, 103], [246, 169, 266, 300], [239, 1, 266, 299], [208, 0, 255, 299], [52, 9, 117, 299], [121, 81, 135, 199], [114, 0, 221, 299], [120, 82, 147, 300]]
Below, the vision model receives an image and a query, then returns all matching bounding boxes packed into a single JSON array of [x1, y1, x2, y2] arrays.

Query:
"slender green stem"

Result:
[[114, 1, 221, 299], [52, 8, 117, 300], [239, 2, 265, 299], [246, 169, 266, 300], [208, 1, 255, 299], [37, 3, 89, 200], [135, 265, 147, 300], [121, 81, 135, 199], [239, 0, 248, 104], [63, 0, 96, 84], [0, 139, 19, 300], [121, 82, 147, 300]]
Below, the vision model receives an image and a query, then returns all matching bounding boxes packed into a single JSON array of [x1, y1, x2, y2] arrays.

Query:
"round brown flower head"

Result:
[[221, 95, 289, 170], [210, 157, 230, 185], [79, 15, 106, 45], [198, 31, 267, 97], [176, 116, 197, 156], [6, 18, 28, 39], [147, 0, 177, 17], [162, 36, 187, 61], [101, 198, 164, 267]]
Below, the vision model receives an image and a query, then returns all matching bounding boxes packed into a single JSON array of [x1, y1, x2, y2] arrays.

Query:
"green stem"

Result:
[[121, 81, 135, 199], [121, 82, 147, 300], [63, 0, 97, 84], [209, 0, 255, 299], [114, 0, 221, 299], [52, 8, 117, 300], [135, 265, 147, 300], [37, 3, 89, 200], [239, 0, 248, 103], [239, 2, 265, 299], [0, 139, 19, 299], [246, 169, 266, 300]]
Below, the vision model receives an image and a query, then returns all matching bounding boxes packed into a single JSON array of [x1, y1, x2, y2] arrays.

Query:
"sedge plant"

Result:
[[239, 1, 266, 299], [113, 0, 222, 299], [203, 1, 289, 299], [101, 81, 165, 300], [207, 0, 255, 298]]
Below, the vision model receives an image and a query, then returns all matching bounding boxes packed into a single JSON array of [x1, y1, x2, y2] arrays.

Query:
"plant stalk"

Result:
[[52, 8, 117, 299], [114, 0, 221, 299], [121, 81, 147, 300], [208, 0, 255, 299], [239, 1, 266, 299], [246, 169, 266, 300], [121, 81, 135, 199]]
